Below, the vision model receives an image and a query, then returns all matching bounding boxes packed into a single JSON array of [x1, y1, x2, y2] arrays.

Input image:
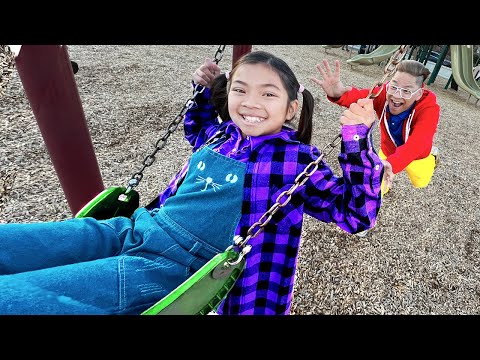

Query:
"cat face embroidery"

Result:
[[195, 160, 239, 192]]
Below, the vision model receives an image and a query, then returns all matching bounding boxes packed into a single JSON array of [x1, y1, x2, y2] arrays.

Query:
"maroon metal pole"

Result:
[[232, 45, 252, 67], [14, 45, 104, 215]]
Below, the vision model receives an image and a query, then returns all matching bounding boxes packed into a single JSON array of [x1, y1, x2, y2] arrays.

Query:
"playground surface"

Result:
[[0, 45, 479, 315]]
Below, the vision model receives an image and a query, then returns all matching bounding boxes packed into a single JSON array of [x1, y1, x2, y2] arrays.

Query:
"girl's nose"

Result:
[[241, 95, 261, 108]]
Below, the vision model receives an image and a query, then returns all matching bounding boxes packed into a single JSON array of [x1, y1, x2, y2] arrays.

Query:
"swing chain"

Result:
[[232, 45, 412, 255], [224, 237, 252, 267], [233, 134, 342, 250], [367, 45, 410, 99], [0, 45, 15, 97], [125, 45, 227, 194]]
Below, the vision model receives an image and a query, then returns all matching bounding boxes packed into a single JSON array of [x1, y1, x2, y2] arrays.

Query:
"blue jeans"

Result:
[[0, 145, 246, 315], [0, 207, 232, 315]]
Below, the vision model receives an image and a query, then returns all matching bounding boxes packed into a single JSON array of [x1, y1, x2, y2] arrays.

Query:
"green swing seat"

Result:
[[142, 248, 245, 315], [75, 186, 246, 315], [75, 186, 140, 220]]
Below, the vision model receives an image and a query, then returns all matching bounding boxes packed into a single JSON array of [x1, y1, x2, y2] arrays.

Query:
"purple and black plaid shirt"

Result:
[[148, 86, 383, 315]]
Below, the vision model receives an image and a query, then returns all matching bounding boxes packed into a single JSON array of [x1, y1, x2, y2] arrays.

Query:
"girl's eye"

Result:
[[232, 88, 245, 93], [265, 92, 276, 97]]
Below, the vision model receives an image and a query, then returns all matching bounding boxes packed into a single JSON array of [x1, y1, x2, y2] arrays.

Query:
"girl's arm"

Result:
[[183, 84, 221, 151], [304, 99, 383, 234], [304, 123, 383, 234], [184, 58, 223, 151]]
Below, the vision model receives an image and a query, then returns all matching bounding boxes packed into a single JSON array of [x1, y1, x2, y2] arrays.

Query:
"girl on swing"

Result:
[[0, 50, 383, 315]]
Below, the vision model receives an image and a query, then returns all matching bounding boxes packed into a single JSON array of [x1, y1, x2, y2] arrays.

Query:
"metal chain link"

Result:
[[232, 45, 411, 257], [235, 134, 342, 249], [125, 45, 226, 194], [0, 45, 15, 97]]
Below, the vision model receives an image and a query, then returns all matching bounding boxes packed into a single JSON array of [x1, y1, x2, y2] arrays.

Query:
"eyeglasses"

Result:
[[386, 83, 422, 100]]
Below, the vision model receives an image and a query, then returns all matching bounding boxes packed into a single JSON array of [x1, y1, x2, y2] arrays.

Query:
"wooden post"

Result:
[[14, 45, 104, 215], [232, 45, 252, 67]]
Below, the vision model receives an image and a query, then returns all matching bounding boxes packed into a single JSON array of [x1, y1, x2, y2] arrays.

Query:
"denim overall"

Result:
[[0, 144, 246, 314]]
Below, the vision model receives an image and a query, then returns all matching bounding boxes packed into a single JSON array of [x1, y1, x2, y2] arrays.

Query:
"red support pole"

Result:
[[14, 45, 104, 215], [232, 45, 252, 67]]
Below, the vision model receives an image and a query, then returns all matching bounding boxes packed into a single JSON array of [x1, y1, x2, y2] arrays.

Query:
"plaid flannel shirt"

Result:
[[148, 86, 383, 315]]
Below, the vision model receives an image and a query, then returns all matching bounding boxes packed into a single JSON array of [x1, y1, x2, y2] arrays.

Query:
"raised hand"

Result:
[[192, 58, 221, 88], [311, 59, 352, 99], [339, 98, 376, 128]]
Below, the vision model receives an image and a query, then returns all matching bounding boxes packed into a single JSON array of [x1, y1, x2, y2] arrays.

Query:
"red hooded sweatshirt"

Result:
[[328, 82, 440, 174]]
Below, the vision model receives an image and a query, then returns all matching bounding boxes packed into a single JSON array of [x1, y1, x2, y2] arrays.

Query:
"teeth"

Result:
[[243, 116, 263, 123]]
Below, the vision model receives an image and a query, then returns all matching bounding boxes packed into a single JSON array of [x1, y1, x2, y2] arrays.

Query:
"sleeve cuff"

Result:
[[341, 124, 371, 153]]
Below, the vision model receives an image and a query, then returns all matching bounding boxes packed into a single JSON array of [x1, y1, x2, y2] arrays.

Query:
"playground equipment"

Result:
[[346, 45, 401, 66], [321, 45, 355, 57], [474, 66, 480, 82], [14, 45, 105, 214], [321, 45, 343, 49], [450, 45, 480, 105], [321, 45, 344, 54], [460, 45, 480, 92]]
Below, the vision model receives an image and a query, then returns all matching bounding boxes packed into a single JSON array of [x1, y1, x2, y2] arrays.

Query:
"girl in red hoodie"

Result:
[[312, 59, 440, 195]]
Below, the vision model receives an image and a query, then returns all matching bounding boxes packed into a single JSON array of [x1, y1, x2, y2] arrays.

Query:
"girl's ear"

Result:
[[287, 99, 299, 121]]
